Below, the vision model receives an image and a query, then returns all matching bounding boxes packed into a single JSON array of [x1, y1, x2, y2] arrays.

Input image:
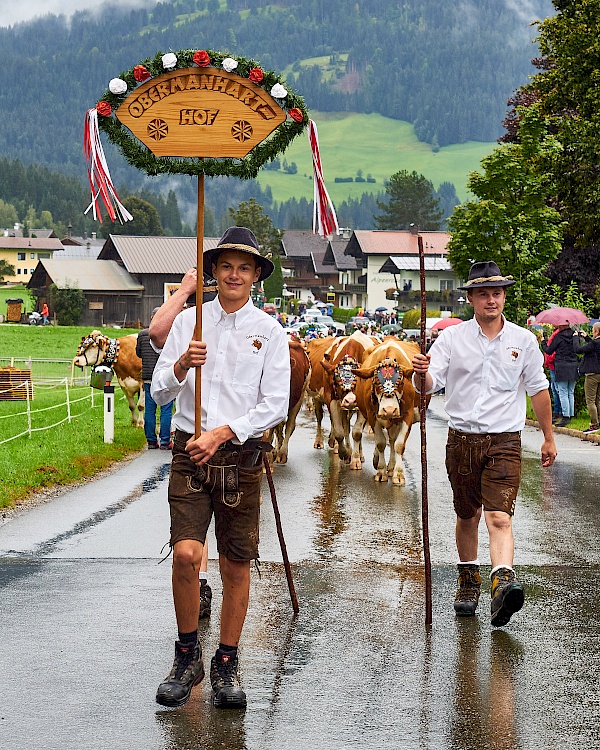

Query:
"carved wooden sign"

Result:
[[115, 67, 286, 158]]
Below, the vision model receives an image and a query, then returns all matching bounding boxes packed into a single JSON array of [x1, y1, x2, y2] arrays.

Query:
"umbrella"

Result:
[[314, 300, 326, 307], [431, 318, 463, 330], [534, 307, 589, 326], [375, 306, 388, 312]]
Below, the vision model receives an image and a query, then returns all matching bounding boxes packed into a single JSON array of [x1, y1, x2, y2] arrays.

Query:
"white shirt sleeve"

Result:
[[150, 312, 187, 406], [412, 334, 451, 394]]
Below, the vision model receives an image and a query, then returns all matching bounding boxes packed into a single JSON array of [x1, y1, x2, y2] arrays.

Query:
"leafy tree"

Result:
[[48, 282, 85, 326], [0, 199, 18, 228], [228, 198, 282, 258], [447, 107, 565, 325], [99, 196, 165, 238], [374, 170, 443, 230], [0, 259, 15, 282], [263, 253, 283, 303]]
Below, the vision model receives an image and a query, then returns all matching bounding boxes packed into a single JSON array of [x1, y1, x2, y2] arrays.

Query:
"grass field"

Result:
[[0, 324, 146, 508], [256, 112, 495, 204]]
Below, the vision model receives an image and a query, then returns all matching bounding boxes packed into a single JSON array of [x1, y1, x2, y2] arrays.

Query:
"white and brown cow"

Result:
[[353, 339, 421, 485], [265, 339, 312, 464], [73, 330, 144, 427], [307, 331, 378, 461]]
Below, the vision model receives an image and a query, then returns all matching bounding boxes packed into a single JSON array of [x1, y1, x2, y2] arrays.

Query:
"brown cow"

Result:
[[73, 330, 144, 427], [353, 339, 421, 485], [307, 331, 378, 461], [265, 339, 311, 464]]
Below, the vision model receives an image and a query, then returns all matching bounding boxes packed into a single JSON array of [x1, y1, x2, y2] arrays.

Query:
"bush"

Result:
[[401, 309, 420, 328], [48, 283, 85, 326], [332, 306, 359, 323]]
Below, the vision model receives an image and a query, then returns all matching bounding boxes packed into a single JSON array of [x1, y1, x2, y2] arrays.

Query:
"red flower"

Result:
[[288, 108, 304, 123], [193, 50, 211, 67], [249, 67, 264, 83], [96, 101, 112, 117], [133, 65, 151, 82]]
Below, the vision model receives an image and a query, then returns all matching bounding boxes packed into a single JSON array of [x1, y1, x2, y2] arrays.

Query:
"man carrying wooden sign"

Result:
[[151, 226, 290, 708]]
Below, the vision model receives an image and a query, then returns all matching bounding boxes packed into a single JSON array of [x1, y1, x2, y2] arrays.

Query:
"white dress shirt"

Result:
[[151, 296, 290, 443], [416, 317, 548, 434]]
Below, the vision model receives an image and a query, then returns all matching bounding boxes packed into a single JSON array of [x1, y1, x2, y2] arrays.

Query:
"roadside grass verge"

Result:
[[0, 323, 146, 509], [0, 388, 146, 508], [0, 285, 35, 315]]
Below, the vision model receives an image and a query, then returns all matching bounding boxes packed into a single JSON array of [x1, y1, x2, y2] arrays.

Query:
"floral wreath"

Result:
[[92, 48, 308, 180], [84, 48, 337, 236]]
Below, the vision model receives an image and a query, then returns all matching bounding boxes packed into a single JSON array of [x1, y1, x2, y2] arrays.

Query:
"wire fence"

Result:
[[0, 358, 90, 386], [0, 378, 97, 445]]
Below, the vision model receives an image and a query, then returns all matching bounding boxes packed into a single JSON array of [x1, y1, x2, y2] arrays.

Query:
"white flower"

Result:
[[270, 83, 288, 99], [162, 53, 178, 70], [222, 57, 238, 73], [109, 78, 128, 96]]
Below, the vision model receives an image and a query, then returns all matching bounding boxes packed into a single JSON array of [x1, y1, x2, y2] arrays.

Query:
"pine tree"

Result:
[[374, 170, 443, 230]]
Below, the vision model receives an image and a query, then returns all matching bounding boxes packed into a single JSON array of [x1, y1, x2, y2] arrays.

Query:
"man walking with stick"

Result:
[[412, 261, 557, 627], [151, 227, 290, 708]]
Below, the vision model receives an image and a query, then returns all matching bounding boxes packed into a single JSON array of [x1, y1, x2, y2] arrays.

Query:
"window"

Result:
[[30, 268, 35, 274], [440, 279, 454, 291], [17, 252, 26, 261], [23, 268, 28, 275], [30, 252, 35, 259], [38, 252, 50, 259], [17, 268, 21, 274]]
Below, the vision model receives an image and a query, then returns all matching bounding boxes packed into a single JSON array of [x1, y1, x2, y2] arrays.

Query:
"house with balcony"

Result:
[[278, 230, 335, 305], [321, 235, 366, 309], [343, 229, 464, 314]]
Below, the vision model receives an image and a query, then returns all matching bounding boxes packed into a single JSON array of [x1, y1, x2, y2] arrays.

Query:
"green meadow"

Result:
[[256, 112, 494, 205]]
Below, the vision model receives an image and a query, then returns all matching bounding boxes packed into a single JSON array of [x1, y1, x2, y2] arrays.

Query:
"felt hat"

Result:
[[457, 261, 515, 290], [203, 226, 274, 281]]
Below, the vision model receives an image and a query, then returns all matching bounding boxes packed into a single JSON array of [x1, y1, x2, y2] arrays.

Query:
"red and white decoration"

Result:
[[83, 108, 133, 224], [308, 119, 339, 238]]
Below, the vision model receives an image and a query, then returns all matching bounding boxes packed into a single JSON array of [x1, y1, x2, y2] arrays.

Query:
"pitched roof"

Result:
[[279, 230, 330, 258], [99, 235, 220, 274], [346, 230, 450, 257], [53, 246, 103, 260], [379, 256, 454, 273], [28, 260, 143, 292], [323, 239, 359, 270], [0, 237, 64, 251]]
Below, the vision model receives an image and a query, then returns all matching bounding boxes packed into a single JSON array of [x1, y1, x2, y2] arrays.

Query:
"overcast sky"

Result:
[[0, 0, 151, 28]]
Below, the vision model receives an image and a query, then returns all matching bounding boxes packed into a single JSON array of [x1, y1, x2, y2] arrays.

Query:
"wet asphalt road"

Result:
[[1, 394, 600, 750]]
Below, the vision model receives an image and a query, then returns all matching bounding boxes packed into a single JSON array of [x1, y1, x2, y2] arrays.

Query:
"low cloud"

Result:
[[0, 0, 152, 28]]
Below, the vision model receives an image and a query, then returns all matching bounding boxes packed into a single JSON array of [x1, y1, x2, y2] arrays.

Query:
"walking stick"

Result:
[[418, 233, 433, 626], [194, 172, 205, 439], [263, 455, 300, 613]]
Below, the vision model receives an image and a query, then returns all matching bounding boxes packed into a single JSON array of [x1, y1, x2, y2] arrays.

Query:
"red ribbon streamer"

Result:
[[83, 108, 133, 224], [308, 119, 339, 238]]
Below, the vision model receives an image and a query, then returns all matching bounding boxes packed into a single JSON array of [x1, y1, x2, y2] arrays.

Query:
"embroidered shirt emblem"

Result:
[[511, 350, 519, 360], [252, 339, 263, 352]]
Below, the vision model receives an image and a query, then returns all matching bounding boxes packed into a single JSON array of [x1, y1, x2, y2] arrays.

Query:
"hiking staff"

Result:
[[418, 233, 433, 626], [194, 173, 204, 439], [263, 455, 300, 614]]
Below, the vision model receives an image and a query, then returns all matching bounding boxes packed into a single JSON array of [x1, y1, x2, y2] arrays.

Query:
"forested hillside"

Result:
[[0, 0, 551, 179]]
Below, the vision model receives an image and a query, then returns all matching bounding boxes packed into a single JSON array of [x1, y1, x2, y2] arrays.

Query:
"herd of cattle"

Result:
[[73, 329, 423, 486]]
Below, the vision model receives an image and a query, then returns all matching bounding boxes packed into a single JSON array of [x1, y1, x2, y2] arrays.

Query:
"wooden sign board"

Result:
[[116, 67, 287, 158]]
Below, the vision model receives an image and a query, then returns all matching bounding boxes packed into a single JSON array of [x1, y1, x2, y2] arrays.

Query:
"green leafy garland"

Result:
[[95, 48, 309, 179]]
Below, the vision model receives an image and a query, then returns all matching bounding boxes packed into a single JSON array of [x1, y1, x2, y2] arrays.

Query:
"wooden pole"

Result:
[[194, 173, 205, 438], [418, 233, 433, 626], [263, 454, 300, 613]]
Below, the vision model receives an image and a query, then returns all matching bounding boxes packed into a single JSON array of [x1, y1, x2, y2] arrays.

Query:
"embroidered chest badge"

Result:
[[511, 350, 519, 360], [252, 339, 262, 353]]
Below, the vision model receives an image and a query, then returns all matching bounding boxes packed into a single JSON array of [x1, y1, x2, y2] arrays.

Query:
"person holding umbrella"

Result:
[[412, 261, 557, 627], [541, 324, 580, 428]]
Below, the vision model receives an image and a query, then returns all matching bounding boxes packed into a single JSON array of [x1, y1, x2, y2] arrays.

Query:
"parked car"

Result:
[[345, 316, 377, 334], [287, 321, 330, 338], [310, 315, 344, 335]]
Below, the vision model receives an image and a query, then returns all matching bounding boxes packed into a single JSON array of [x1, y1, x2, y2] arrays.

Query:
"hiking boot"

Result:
[[199, 581, 212, 620], [156, 640, 204, 707], [490, 567, 525, 628], [148, 442, 159, 449], [454, 563, 481, 616], [555, 417, 571, 428], [210, 652, 246, 709], [583, 424, 599, 434]]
